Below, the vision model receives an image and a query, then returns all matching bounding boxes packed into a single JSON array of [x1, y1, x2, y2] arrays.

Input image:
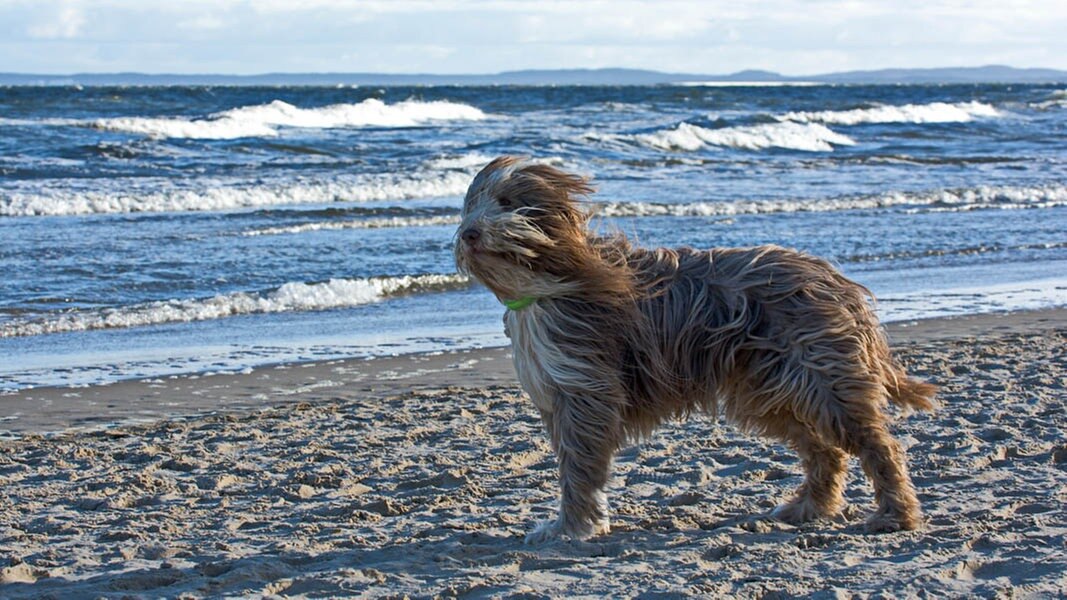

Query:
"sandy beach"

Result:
[[1, 309, 1065, 598]]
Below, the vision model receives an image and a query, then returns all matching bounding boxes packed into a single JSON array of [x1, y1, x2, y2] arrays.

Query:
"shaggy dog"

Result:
[[454, 156, 936, 543]]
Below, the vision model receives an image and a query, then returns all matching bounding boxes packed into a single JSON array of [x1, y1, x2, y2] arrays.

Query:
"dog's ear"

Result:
[[507, 163, 596, 233], [482, 155, 526, 175], [518, 164, 595, 202]]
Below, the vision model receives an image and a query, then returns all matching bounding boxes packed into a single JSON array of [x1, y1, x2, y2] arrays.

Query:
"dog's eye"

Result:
[[497, 196, 513, 208]]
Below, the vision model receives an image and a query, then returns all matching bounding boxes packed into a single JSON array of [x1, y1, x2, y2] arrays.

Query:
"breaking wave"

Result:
[[91, 98, 487, 139], [1030, 90, 1067, 110], [0, 171, 472, 217], [630, 121, 855, 152], [595, 184, 1067, 217], [242, 215, 461, 236], [589, 100, 1003, 153], [0, 274, 470, 338], [424, 152, 497, 170], [779, 101, 1001, 125], [235, 183, 1067, 236]]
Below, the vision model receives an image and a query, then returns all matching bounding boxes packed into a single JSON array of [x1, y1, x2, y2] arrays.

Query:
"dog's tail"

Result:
[[885, 369, 937, 412]]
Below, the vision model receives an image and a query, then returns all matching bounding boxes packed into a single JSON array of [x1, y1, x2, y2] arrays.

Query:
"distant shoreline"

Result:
[[2, 65, 1066, 86]]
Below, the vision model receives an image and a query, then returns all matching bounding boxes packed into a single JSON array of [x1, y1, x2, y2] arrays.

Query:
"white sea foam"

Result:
[[779, 101, 1000, 125], [424, 152, 496, 170], [1030, 90, 1067, 110], [595, 184, 1067, 218], [241, 184, 1067, 236], [0, 274, 470, 338], [631, 121, 855, 152], [586, 100, 1002, 152], [0, 171, 472, 217], [91, 98, 487, 139], [243, 215, 462, 237]]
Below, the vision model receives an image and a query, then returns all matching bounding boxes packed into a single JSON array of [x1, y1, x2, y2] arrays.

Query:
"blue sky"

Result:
[[1, 0, 1064, 75]]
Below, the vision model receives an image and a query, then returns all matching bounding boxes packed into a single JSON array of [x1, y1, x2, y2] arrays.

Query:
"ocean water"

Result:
[[1, 83, 1065, 391]]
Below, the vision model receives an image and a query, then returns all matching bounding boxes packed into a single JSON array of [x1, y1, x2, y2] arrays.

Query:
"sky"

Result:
[[1, 0, 1065, 76]]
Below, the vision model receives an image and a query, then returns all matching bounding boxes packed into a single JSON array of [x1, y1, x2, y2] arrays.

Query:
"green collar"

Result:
[[502, 296, 537, 311]]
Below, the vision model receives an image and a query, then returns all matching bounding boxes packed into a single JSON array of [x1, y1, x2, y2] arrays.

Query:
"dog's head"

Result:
[[454, 156, 634, 304]]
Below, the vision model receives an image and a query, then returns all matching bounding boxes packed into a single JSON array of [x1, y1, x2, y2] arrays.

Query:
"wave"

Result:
[[595, 184, 1067, 217], [91, 98, 487, 139], [778, 101, 1000, 125], [586, 100, 1001, 153], [0, 117, 72, 127], [841, 241, 1067, 264], [0, 171, 472, 217], [1030, 90, 1067, 110], [240, 183, 1067, 236], [423, 152, 496, 170], [631, 122, 855, 152], [242, 215, 461, 236], [0, 274, 470, 338]]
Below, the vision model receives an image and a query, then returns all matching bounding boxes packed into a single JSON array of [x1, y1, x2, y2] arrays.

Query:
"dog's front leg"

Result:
[[526, 392, 618, 544]]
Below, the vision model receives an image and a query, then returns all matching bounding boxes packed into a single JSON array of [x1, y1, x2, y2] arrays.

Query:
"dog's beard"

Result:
[[456, 243, 578, 302], [456, 249, 524, 300]]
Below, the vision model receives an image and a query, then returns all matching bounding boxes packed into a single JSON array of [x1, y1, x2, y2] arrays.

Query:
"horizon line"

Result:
[[2, 63, 1066, 78]]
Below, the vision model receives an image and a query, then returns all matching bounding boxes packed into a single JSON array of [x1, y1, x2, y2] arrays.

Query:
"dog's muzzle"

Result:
[[460, 227, 480, 244]]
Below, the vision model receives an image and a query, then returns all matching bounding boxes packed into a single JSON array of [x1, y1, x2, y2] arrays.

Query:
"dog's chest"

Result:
[[505, 309, 562, 414]]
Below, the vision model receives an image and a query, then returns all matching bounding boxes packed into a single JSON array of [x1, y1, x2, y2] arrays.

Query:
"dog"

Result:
[[454, 156, 936, 543]]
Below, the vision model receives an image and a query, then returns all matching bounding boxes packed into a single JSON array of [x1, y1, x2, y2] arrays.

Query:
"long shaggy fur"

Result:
[[455, 156, 937, 543]]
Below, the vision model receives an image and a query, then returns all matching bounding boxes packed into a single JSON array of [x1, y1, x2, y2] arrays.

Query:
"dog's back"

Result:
[[621, 243, 935, 434]]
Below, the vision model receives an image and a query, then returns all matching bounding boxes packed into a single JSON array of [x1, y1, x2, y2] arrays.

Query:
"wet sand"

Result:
[[3, 308, 1063, 436]]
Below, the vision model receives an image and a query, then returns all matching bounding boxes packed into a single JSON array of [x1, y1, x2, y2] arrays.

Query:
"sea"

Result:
[[1, 83, 1065, 392]]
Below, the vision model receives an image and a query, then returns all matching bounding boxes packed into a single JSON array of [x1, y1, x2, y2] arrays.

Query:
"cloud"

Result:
[[0, 0, 1064, 74], [178, 15, 227, 32], [26, 4, 84, 39]]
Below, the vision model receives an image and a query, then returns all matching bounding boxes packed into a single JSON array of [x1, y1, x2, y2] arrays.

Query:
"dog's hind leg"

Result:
[[850, 422, 922, 532], [526, 393, 618, 544], [766, 417, 848, 524], [827, 398, 922, 533]]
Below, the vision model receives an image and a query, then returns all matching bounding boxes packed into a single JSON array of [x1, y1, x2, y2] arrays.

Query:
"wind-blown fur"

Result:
[[455, 156, 937, 543]]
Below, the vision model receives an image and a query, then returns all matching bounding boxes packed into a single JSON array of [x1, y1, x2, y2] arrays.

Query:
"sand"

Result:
[[1, 309, 1064, 598]]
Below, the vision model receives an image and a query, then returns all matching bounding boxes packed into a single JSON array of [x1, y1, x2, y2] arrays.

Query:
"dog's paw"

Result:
[[524, 519, 565, 545], [864, 509, 921, 533], [772, 499, 821, 525], [523, 517, 609, 544], [592, 516, 611, 537]]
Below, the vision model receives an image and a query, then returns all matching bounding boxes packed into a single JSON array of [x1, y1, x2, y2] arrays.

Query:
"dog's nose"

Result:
[[461, 228, 481, 244]]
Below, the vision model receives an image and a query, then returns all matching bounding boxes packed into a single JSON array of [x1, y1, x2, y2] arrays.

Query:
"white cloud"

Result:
[[0, 0, 1064, 73], [26, 4, 84, 39], [178, 15, 227, 32]]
